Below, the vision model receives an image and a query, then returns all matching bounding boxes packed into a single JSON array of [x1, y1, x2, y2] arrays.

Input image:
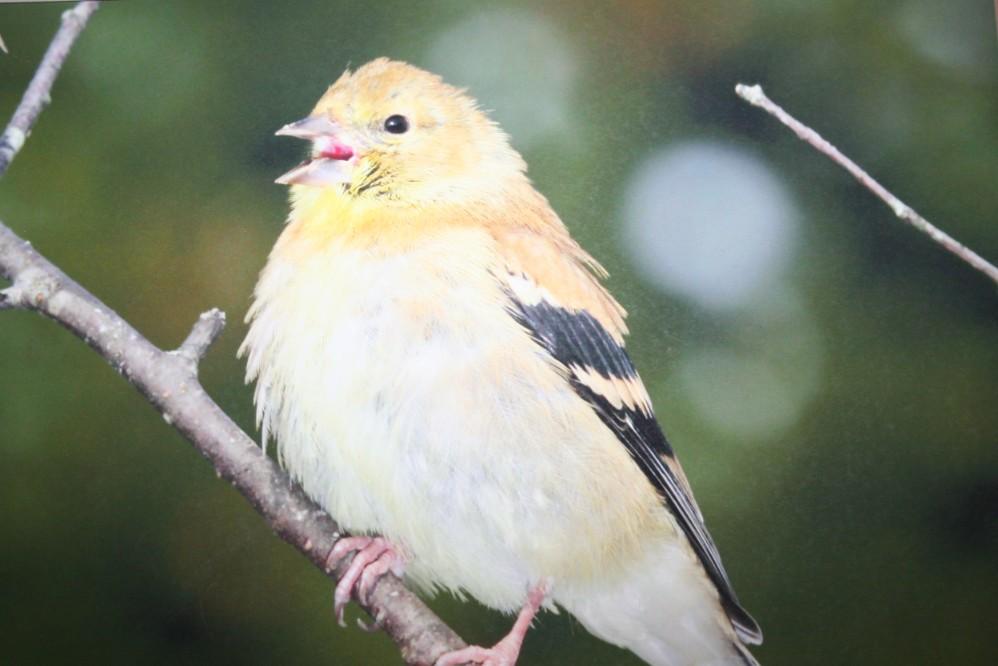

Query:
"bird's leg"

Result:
[[325, 536, 405, 627], [435, 581, 549, 666]]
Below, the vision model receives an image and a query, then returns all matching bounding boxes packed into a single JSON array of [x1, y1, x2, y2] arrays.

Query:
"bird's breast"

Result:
[[242, 222, 664, 608]]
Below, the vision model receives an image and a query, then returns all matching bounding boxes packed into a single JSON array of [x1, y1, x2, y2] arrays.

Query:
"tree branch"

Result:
[[1, 4, 466, 664], [735, 83, 998, 287], [171, 308, 227, 373], [0, 1, 99, 177]]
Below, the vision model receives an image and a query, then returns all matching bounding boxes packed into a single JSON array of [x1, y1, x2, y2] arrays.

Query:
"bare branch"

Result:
[[0, 5, 468, 664], [735, 83, 998, 287], [0, 220, 468, 663], [0, 1, 100, 178], [172, 308, 227, 373]]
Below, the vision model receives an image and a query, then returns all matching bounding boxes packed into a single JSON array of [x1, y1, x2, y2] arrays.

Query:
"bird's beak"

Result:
[[275, 115, 357, 187]]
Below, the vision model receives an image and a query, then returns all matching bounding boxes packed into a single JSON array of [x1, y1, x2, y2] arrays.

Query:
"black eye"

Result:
[[383, 114, 409, 134]]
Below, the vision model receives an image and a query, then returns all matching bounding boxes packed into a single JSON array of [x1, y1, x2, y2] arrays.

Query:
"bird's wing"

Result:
[[501, 269, 762, 645]]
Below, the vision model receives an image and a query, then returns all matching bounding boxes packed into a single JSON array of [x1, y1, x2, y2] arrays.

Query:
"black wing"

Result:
[[505, 280, 762, 644]]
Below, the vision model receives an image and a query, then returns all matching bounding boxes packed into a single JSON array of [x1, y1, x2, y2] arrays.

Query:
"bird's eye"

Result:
[[383, 114, 409, 134]]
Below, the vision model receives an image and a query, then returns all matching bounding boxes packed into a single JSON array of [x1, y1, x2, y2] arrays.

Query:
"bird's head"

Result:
[[276, 58, 527, 207]]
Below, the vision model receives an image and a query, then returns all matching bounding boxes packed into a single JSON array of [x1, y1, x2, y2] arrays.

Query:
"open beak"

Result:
[[275, 115, 356, 186]]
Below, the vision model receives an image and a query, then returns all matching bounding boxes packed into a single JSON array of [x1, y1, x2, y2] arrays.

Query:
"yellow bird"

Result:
[[241, 58, 761, 666]]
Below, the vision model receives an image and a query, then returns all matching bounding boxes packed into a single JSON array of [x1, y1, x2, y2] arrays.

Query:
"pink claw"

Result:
[[435, 582, 548, 666], [357, 549, 405, 605], [326, 536, 405, 627]]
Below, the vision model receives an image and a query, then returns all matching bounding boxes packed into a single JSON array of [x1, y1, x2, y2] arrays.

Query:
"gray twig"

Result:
[[736, 83, 998, 287], [0, 224, 467, 664], [172, 308, 227, 373], [0, 2, 99, 177], [0, 4, 467, 664]]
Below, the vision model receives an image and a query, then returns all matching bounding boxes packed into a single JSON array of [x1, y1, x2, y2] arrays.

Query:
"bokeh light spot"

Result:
[[621, 140, 799, 310], [426, 9, 577, 150], [673, 285, 825, 443]]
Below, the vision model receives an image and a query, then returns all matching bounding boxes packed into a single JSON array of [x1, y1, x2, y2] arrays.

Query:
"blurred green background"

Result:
[[2, 1, 996, 664]]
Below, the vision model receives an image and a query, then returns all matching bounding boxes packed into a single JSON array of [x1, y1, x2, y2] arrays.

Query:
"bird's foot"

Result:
[[326, 535, 405, 627], [435, 582, 548, 666]]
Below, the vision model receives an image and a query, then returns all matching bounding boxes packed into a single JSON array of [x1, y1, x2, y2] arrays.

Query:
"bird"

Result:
[[240, 57, 761, 666]]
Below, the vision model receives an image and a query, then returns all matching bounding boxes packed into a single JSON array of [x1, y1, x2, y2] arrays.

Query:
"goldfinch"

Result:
[[240, 58, 761, 666]]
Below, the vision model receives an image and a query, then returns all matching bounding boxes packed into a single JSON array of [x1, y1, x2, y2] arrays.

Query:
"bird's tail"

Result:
[[555, 537, 759, 666]]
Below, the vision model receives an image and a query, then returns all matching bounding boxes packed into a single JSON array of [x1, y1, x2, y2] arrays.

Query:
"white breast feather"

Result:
[[241, 225, 748, 664]]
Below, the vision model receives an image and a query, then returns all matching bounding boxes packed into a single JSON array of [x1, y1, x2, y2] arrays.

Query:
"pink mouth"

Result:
[[274, 116, 356, 186], [318, 141, 354, 161]]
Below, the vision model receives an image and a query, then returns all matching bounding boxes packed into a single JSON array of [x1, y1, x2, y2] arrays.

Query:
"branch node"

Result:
[[0, 266, 58, 311], [890, 200, 911, 220], [62, 4, 88, 23], [0, 127, 25, 154], [0, 286, 19, 310], [173, 308, 227, 372], [734, 83, 765, 106]]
